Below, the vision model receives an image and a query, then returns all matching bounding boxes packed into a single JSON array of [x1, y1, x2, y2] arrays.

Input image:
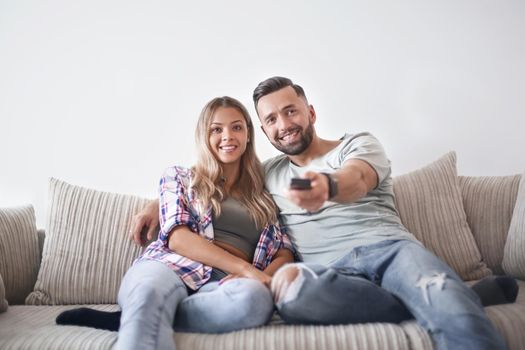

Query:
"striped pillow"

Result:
[[393, 152, 491, 281], [502, 173, 525, 279], [459, 175, 521, 275], [26, 178, 151, 305], [0, 205, 40, 305], [0, 273, 7, 312]]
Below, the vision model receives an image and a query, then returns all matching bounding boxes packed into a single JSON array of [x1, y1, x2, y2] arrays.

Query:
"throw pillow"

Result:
[[502, 172, 525, 279], [393, 152, 491, 281], [26, 178, 152, 305], [0, 273, 7, 312], [0, 205, 40, 305], [459, 175, 521, 275]]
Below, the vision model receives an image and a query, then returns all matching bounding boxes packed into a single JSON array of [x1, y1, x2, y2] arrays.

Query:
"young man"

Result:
[[251, 76, 506, 350], [132, 77, 510, 350]]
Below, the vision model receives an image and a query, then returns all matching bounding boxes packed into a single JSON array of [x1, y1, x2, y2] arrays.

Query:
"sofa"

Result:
[[1, 151, 524, 350]]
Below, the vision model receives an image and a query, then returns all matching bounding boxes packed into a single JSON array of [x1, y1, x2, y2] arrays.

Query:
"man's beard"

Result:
[[271, 121, 314, 156]]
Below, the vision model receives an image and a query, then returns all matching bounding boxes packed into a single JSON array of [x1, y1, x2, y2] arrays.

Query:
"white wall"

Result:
[[1, 0, 524, 228]]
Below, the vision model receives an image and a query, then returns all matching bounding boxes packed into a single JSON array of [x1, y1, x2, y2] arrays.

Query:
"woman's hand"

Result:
[[220, 264, 272, 288], [129, 200, 160, 246]]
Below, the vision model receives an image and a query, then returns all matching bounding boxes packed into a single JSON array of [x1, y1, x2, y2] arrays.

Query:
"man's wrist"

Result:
[[321, 172, 338, 200]]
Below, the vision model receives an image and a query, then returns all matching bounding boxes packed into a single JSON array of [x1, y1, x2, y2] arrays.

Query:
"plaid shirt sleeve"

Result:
[[158, 166, 197, 244], [278, 224, 295, 252], [252, 221, 295, 270], [137, 166, 212, 291]]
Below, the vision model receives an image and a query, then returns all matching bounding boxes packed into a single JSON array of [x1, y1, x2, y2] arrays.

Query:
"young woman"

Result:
[[57, 96, 295, 350]]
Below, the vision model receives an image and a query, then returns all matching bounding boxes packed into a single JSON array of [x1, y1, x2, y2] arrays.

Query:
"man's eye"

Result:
[[287, 109, 296, 115], [267, 117, 276, 125]]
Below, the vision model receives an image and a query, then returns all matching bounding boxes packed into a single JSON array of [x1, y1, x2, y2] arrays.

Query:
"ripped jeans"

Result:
[[116, 260, 274, 350], [275, 239, 507, 350]]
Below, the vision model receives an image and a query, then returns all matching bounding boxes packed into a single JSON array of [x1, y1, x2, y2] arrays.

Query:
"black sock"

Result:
[[56, 307, 121, 331], [471, 275, 519, 307]]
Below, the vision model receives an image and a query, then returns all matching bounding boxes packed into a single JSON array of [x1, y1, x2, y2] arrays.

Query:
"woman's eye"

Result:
[[233, 125, 243, 131], [211, 127, 221, 134]]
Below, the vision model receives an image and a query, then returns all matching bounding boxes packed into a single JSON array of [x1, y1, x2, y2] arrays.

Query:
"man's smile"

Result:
[[278, 128, 301, 143]]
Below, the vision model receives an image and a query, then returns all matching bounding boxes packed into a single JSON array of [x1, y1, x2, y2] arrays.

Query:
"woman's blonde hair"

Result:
[[191, 96, 278, 228]]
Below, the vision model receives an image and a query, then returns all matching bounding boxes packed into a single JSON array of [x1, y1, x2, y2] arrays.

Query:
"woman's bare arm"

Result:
[[168, 225, 271, 286], [263, 248, 295, 276]]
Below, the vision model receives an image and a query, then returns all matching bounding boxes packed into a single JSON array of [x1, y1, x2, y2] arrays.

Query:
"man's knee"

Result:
[[271, 264, 316, 305], [272, 264, 414, 325]]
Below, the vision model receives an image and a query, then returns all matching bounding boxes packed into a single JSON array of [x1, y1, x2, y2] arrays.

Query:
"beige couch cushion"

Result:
[[0, 205, 40, 305], [393, 152, 491, 280], [484, 279, 525, 350], [459, 175, 521, 275], [0, 305, 422, 350], [0, 304, 119, 349], [503, 172, 525, 279], [0, 274, 7, 313], [26, 178, 151, 305]]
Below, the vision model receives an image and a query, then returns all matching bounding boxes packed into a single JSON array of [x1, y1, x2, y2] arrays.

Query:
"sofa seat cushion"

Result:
[[0, 304, 118, 350], [484, 279, 525, 350], [0, 306, 420, 350], [1, 281, 523, 349], [175, 323, 419, 350]]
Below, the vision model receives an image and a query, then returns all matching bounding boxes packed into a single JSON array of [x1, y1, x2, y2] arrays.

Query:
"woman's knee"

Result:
[[119, 270, 187, 311], [222, 278, 274, 326], [120, 282, 168, 309], [224, 278, 273, 307]]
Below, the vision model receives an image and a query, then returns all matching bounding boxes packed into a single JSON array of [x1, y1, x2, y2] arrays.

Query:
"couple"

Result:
[[58, 77, 514, 350]]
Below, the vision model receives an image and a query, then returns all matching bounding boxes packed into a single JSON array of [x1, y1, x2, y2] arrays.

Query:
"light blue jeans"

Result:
[[115, 260, 274, 350], [276, 239, 507, 350]]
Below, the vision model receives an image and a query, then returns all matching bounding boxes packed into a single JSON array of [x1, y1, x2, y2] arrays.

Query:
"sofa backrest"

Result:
[[32, 175, 521, 276], [24, 173, 521, 306]]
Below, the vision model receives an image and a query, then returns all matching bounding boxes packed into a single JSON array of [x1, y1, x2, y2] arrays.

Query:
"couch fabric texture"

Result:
[[0, 273, 7, 313], [459, 174, 521, 275], [503, 172, 525, 279], [393, 152, 491, 280], [0, 152, 524, 350], [0, 205, 40, 305], [26, 178, 150, 305]]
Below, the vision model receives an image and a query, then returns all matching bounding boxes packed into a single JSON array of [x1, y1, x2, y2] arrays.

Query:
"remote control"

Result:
[[290, 178, 312, 190]]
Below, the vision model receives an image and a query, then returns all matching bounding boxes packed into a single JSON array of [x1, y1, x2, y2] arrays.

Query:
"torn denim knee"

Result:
[[271, 264, 318, 307], [416, 272, 447, 305]]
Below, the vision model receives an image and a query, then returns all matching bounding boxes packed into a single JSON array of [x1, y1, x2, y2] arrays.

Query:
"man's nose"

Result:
[[276, 114, 291, 131]]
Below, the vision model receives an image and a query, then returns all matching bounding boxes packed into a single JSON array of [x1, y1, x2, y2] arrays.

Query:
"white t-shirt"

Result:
[[263, 132, 416, 265]]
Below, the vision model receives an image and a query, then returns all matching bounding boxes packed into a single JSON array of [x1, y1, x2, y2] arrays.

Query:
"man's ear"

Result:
[[309, 105, 316, 124]]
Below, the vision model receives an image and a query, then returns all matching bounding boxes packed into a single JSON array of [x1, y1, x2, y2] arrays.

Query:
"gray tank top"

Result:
[[213, 197, 260, 261]]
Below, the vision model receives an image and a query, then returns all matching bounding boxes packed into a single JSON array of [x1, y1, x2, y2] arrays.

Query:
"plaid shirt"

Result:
[[137, 166, 294, 291]]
